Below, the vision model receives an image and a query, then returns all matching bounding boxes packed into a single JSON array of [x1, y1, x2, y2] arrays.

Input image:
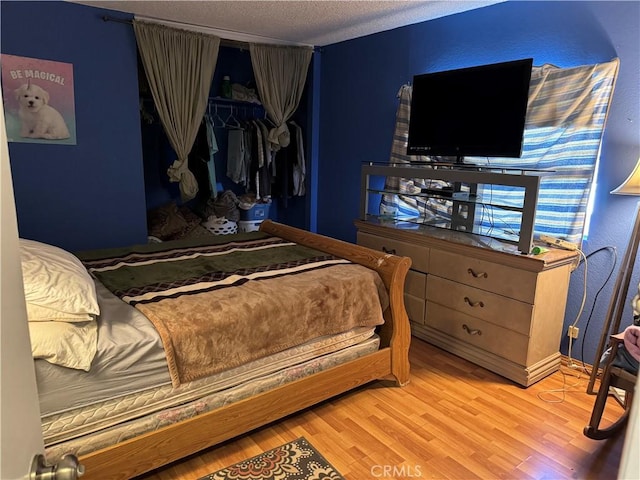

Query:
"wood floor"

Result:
[[136, 337, 626, 480]]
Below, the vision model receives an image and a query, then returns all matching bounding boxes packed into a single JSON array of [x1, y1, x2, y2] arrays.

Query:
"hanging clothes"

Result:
[[290, 121, 306, 196], [204, 115, 219, 198], [208, 98, 306, 204], [226, 127, 246, 185], [187, 121, 213, 203], [253, 120, 273, 200], [270, 121, 298, 208], [243, 122, 255, 193]]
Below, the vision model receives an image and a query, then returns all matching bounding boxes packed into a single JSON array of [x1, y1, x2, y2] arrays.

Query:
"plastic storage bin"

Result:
[[240, 203, 270, 221]]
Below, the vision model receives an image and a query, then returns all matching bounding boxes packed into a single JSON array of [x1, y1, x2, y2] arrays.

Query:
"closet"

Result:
[[139, 45, 311, 229]]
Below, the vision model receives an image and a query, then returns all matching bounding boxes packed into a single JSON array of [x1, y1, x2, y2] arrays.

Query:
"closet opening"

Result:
[[138, 45, 312, 241]]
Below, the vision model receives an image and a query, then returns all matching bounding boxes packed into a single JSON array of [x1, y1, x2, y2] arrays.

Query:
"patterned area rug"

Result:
[[199, 437, 344, 480]]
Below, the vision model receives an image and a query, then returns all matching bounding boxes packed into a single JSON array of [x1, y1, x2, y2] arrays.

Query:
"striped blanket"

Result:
[[79, 233, 387, 387]]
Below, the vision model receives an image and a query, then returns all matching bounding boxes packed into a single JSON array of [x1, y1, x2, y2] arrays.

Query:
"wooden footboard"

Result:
[[78, 221, 411, 480]]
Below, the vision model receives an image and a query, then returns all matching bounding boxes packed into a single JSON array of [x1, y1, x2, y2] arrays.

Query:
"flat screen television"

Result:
[[407, 58, 533, 162]]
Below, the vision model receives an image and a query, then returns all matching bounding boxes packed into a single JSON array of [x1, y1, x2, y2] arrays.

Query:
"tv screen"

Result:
[[407, 58, 533, 160]]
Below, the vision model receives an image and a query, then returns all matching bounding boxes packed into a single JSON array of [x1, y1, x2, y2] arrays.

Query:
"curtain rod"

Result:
[[102, 15, 251, 51], [101, 15, 321, 52]]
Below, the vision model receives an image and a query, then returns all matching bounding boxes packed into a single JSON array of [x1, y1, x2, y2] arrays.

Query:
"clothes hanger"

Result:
[[225, 106, 242, 128], [211, 104, 226, 128]]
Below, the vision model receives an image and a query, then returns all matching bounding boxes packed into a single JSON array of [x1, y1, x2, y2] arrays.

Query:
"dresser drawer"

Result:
[[405, 293, 426, 325], [426, 276, 532, 335], [426, 302, 529, 364], [405, 270, 427, 324], [429, 249, 537, 303], [406, 269, 426, 297], [357, 232, 429, 272]]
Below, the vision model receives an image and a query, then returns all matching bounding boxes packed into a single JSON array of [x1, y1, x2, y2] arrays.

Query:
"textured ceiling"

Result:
[[69, 1, 504, 46]]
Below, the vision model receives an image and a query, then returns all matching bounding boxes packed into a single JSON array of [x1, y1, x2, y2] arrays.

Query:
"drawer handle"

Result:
[[467, 268, 488, 279], [464, 297, 484, 308], [382, 246, 396, 255], [462, 324, 482, 336]]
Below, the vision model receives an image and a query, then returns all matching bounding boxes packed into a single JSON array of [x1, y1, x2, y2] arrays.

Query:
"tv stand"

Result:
[[360, 162, 547, 253]]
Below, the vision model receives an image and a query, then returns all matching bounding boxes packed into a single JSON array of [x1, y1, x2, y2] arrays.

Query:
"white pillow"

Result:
[[20, 239, 99, 321], [26, 303, 94, 323], [29, 320, 98, 371]]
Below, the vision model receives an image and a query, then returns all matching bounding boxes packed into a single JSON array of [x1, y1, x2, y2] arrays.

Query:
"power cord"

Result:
[[566, 248, 588, 371], [537, 366, 586, 404], [578, 246, 618, 374], [538, 245, 617, 403]]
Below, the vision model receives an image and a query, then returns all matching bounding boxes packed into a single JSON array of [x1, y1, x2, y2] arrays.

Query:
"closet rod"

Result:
[[207, 100, 267, 120], [101, 15, 251, 51]]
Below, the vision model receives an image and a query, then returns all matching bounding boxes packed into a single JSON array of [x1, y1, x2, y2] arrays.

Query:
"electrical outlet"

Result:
[[568, 326, 579, 339]]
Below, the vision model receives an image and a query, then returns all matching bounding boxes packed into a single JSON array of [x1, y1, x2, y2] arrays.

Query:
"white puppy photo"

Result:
[[15, 81, 70, 140]]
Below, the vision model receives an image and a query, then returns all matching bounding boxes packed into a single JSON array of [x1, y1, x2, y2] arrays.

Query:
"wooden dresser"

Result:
[[355, 219, 579, 387]]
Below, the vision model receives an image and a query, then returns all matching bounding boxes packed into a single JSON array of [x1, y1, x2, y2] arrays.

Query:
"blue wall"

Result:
[[317, 1, 640, 364], [1, 1, 147, 251]]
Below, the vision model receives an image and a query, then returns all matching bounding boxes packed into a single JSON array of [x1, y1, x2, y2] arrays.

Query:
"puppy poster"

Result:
[[1, 54, 76, 144]]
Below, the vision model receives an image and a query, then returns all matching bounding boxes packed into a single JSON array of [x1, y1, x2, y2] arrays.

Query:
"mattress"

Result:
[[42, 327, 377, 445], [44, 333, 380, 462]]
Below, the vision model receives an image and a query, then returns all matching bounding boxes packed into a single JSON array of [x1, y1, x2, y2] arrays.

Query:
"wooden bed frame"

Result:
[[77, 220, 412, 480]]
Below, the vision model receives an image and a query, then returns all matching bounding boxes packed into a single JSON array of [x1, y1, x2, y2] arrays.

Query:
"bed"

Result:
[[26, 220, 411, 480]]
